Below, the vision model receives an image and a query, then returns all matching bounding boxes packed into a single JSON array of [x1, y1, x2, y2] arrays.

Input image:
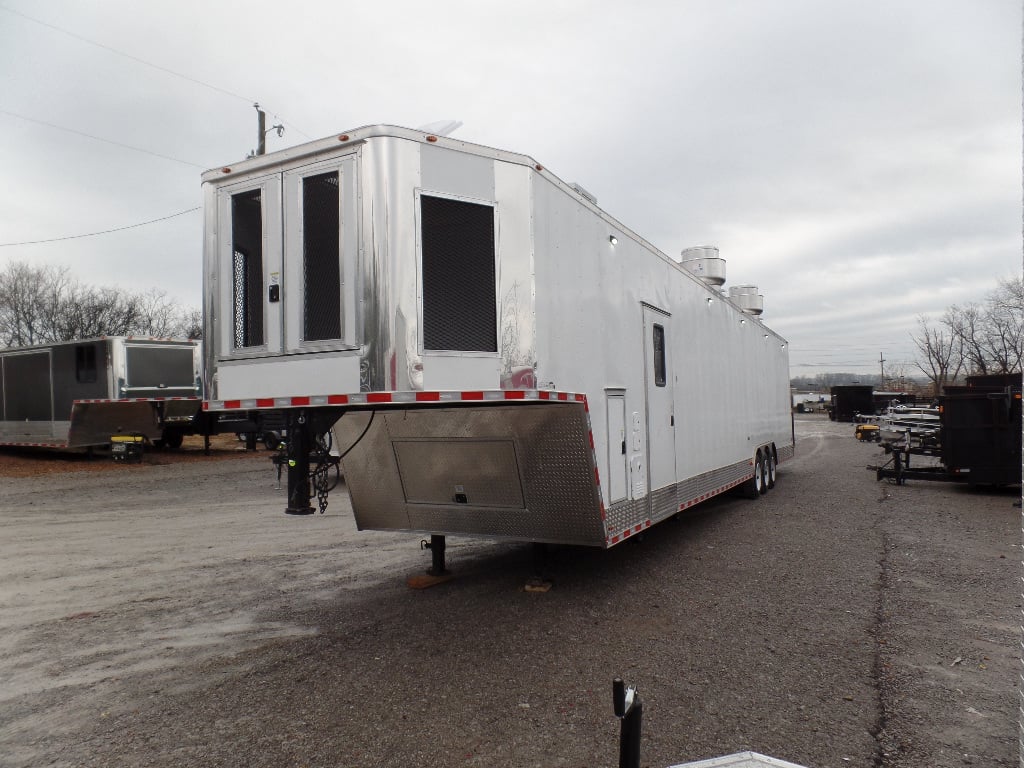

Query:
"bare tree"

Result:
[[912, 277, 1023, 389], [982, 276, 1023, 373], [0, 260, 201, 347], [911, 314, 962, 395], [0, 262, 71, 346]]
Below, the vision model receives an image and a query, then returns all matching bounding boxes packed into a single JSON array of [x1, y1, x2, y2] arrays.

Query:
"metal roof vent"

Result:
[[680, 246, 726, 286], [729, 284, 764, 315], [570, 183, 597, 204]]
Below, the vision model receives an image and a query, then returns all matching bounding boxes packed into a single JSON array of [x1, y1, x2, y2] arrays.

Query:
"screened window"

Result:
[[420, 195, 497, 352], [652, 324, 666, 387], [75, 345, 97, 383], [302, 171, 341, 341], [231, 189, 264, 348]]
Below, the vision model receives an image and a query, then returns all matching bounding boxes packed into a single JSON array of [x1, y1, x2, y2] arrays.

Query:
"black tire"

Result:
[[743, 451, 764, 499], [757, 451, 769, 494], [161, 429, 184, 451], [263, 431, 281, 450], [766, 450, 777, 489]]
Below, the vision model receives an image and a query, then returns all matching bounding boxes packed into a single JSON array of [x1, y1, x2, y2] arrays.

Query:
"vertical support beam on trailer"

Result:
[[428, 534, 447, 576], [285, 410, 314, 515]]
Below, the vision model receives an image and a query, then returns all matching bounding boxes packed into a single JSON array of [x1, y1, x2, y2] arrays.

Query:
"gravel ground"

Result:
[[0, 414, 1018, 768]]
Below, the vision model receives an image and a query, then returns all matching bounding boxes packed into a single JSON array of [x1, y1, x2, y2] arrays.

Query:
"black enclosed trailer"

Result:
[[828, 385, 874, 421], [0, 337, 202, 449]]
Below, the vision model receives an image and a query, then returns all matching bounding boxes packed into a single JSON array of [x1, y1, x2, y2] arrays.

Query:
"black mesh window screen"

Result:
[[303, 172, 341, 341], [653, 324, 666, 387], [420, 195, 497, 352], [231, 189, 264, 348]]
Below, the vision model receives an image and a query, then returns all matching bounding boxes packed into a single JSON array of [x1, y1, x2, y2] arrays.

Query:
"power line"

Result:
[[0, 3, 312, 140], [0, 108, 205, 167], [0, 207, 200, 247]]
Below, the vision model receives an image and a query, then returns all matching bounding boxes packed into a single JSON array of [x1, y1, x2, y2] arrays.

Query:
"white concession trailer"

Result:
[[201, 125, 793, 569]]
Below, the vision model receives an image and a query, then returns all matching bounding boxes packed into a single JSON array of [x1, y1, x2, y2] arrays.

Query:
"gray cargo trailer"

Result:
[[0, 337, 202, 449]]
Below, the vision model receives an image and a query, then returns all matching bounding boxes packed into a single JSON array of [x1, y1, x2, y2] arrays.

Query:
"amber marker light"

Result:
[[338, 134, 350, 142], [426, 135, 438, 142]]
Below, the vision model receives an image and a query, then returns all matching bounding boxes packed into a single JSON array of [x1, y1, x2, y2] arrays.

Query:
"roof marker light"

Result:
[[338, 134, 350, 142], [221, 167, 232, 174], [609, 235, 618, 245], [426, 135, 438, 142]]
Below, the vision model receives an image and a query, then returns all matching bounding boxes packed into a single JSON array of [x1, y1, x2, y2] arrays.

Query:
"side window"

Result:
[[75, 345, 97, 383], [302, 171, 341, 341], [231, 189, 265, 348], [653, 324, 666, 387], [420, 195, 497, 352]]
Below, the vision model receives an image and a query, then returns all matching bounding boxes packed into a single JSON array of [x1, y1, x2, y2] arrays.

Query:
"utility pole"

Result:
[[879, 351, 886, 387], [253, 103, 284, 157]]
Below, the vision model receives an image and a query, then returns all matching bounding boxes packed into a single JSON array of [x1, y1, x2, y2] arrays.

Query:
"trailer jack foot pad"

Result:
[[406, 573, 454, 590], [285, 506, 315, 516], [524, 577, 552, 593]]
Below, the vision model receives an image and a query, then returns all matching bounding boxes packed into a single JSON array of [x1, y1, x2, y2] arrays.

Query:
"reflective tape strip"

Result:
[[204, 390, 586, 411]]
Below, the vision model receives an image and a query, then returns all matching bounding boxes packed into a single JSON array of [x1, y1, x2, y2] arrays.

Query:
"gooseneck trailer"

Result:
[[0, 337, 201, 449], [201, 125, 793, 566]]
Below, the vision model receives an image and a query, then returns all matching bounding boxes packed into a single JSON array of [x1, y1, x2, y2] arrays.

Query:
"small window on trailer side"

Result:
[[75, 345, 97, 383], [302, 171, 341, 342], [420, 195, 497, 352], [653, 324, 666, 387], [231, 189, 265, 348]]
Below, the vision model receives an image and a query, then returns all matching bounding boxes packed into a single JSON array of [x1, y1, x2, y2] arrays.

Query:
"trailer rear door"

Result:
[[216, 175, 283, 357]]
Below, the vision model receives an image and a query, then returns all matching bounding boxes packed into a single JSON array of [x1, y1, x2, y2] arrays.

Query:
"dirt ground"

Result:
[[0, 415, 1018, 768]]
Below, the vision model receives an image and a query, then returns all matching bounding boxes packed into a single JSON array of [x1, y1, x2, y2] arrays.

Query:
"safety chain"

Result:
[[311, 457, 331, 513]]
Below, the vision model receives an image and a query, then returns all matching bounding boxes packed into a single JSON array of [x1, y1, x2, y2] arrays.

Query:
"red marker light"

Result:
[[338, 134, 349, 142], [426, 135, 438, 142], [221, 167, 231, 174]]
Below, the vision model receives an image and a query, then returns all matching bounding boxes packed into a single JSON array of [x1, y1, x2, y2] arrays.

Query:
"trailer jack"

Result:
[[406, 535, 455, 589], [280, 410, 343, 515]]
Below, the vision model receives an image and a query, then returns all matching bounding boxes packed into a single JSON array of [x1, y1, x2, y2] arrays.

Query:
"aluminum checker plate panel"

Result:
[[338, 402, 606, 546]]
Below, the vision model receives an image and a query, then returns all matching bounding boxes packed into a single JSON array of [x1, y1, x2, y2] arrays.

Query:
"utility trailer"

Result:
[[0, 337, 202, 449], [873, 373, 1021, 487], [201, 125, 794, 570]]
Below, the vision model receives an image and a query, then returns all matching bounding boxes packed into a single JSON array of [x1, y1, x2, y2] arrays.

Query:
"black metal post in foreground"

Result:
[[285, 411, 314, 515], [613, 678, 643, 768]]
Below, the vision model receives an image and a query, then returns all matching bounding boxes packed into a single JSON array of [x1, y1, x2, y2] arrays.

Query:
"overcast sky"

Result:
[[0, 1, 1019, 377]]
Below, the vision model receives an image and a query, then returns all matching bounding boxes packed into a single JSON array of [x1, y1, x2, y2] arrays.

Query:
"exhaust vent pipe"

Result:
[[680, 246, 726, 287], [729, 284, 764, 315]]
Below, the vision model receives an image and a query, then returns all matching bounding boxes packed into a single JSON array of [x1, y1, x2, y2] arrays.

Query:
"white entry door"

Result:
[[642, 305, 676, 492]]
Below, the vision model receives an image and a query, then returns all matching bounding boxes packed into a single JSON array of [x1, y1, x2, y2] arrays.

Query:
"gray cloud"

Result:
[[0, 0, 1018, 377]]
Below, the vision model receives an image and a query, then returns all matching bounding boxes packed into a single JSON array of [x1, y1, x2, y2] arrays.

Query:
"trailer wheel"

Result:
[[766, 450, 777, 489], [743, 451, 764, 499], [160, 429, 184, 451], [263, 430, 282, 450], [757, 451, 769, 495]]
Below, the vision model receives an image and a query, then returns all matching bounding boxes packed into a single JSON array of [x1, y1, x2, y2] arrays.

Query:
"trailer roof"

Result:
[[201, 124, 540, 184], [202, 124, 788, 345]]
